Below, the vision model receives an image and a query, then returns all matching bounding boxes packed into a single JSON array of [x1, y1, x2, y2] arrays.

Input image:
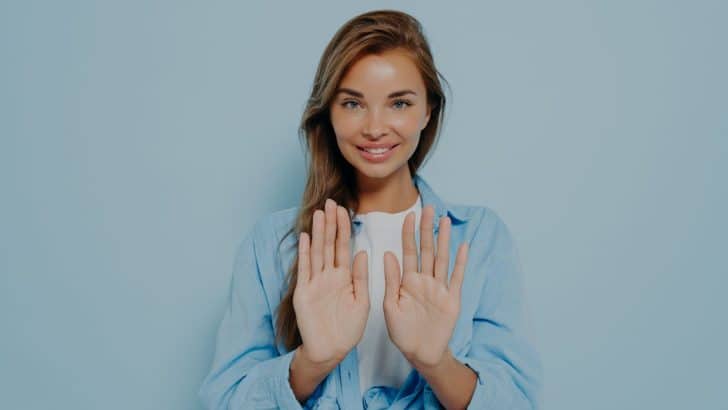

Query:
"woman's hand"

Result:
[[293, 198, 370, 366], [383, 205, 469, 369]]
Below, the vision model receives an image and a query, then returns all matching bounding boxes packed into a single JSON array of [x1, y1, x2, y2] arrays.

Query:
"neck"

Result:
[[355, 166, 419, 214]]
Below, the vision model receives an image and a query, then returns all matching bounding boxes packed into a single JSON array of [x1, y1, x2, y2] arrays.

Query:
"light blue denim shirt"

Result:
[[198, 174, 543, 409]]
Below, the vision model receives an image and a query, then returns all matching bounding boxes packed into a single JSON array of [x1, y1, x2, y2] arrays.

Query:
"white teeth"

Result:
[[363, 146, 393, 154]]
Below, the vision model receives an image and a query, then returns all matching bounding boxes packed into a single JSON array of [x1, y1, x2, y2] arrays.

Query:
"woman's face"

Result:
[[330, 48, 431, 183]]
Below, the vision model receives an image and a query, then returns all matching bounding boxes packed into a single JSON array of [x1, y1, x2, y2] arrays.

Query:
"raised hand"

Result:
[[293, 198, 370, 366], [383, 205, 469, 369]]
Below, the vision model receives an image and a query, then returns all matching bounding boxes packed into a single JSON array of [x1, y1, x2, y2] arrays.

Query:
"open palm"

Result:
[[383, 205, 468, 368], [293, 199, 370, 365]]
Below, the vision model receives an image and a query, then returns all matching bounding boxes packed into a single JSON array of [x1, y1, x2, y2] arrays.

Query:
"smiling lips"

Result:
[[356, 144, 399, 162]]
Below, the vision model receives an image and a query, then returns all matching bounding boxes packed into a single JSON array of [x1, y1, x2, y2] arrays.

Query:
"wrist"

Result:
[[298, 344, 344, 371], [290, 345, 341, 404], [410, 347, 452, 376]]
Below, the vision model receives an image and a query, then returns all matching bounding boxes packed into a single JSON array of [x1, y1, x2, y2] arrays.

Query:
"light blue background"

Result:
[[2, 1, 726, 409]]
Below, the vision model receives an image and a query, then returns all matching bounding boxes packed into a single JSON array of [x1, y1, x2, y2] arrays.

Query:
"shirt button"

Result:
[[347, 370, 351, 379]]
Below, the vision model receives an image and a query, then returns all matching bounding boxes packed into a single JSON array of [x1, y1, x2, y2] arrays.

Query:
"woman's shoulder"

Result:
[[245, 205, 300, 245], [417, 173, 512, 232], [446, 201, 519, 257], [235, 206, 300, 283], [261, 205, 300, 230], [447, 201, 510, 232], [450, 200, 518, 262]]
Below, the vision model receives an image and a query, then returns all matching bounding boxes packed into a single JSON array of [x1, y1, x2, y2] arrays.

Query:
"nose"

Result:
[[363, 107, 388, 139]]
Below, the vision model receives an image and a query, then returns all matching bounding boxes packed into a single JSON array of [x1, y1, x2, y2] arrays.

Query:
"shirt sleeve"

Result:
[[197, 219, 312, 409], [456, 210, 544, 409]]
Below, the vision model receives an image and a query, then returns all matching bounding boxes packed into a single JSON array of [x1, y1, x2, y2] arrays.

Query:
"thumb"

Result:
[[383, 251, 402, 307], [352, 250, 369, 303]]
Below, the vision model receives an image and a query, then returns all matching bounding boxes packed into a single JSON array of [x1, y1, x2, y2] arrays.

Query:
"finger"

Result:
[[383, 251, 402, 307], [448, 242, 469, 299], [323, 198, 337, 270], [297, 232, 311, 285], [352, 250, 369, 303], [434, 215, 451, 286], [402, 211, 418, 274], [311, 209, 325, 275], [335, 205, 351, 269], [420, 205, 435, 276]]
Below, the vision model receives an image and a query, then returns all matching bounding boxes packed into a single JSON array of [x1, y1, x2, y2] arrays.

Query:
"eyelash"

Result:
[[341, 99, 413, 110]]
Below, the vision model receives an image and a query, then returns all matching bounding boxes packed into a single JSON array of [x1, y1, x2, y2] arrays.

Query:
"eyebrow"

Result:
[[335, 88, 417, 98]]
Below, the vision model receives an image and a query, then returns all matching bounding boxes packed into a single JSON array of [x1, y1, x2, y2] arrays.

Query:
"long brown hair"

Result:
[[275, 9, 450, 351]]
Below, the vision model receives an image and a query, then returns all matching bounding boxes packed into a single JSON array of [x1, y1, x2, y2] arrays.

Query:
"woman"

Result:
[[199, 9, 542, 409]]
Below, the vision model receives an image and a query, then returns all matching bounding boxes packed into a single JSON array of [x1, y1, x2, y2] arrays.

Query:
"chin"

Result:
[[356, 167, 393, 179], [351, 161, 408, 181]]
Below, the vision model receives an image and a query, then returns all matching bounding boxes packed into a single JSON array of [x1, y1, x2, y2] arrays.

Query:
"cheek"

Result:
[[331, 112, 360, 140], [331, 116, 359, 160], [391, 111, 426, 135]]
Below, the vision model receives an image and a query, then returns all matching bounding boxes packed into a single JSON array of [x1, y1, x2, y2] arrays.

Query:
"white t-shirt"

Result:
[[353, 194, 422, 395]]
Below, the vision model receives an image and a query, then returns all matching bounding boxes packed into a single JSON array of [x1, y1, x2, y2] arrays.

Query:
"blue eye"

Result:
[[342, 100, 360, 109], [393, 99, 412, 110]]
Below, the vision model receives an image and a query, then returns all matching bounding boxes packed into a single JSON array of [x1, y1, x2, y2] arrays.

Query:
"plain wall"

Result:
[[2, 1, 726, 409]]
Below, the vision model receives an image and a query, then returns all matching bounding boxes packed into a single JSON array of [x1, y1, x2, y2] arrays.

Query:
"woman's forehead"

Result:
[[337, 51, 426, 97]]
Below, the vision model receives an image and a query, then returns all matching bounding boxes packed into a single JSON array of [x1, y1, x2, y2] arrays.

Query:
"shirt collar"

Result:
[[351, 173, 469, 234]]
